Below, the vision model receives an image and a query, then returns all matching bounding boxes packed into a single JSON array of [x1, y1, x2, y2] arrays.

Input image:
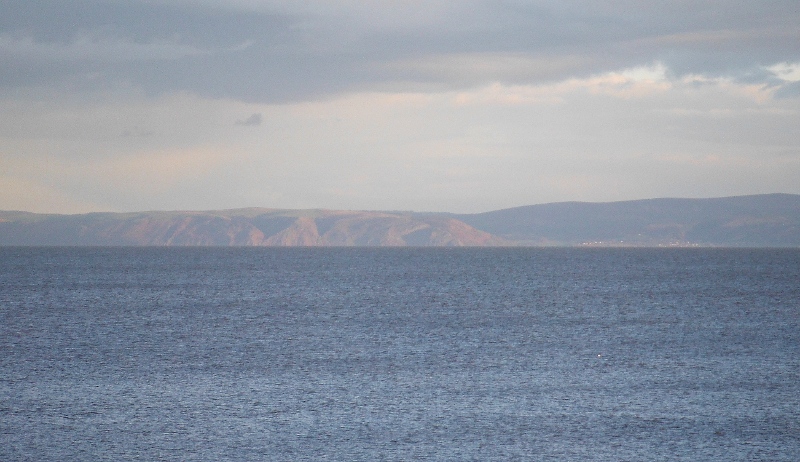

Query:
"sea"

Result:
[[1, 247, 799, 461]]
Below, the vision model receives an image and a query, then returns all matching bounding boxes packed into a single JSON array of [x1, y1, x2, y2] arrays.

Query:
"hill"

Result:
[[455, 194, 800, 247], [0, 208, 505, 246], [1, 194, 798, 246]]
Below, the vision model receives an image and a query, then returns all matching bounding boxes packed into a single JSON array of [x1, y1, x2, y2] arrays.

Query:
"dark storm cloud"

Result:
[[2, 0, 799, 102]]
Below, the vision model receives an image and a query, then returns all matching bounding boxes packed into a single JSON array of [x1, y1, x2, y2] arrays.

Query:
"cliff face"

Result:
[[0, 209, 508, 246]]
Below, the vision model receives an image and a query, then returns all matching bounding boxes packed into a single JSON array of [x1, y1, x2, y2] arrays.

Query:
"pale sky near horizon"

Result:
[[1, 1, 799, 214]]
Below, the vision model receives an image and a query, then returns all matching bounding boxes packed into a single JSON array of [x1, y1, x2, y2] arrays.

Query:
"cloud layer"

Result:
[[1, 1, 799, 213], [4, 1, 799, 101]]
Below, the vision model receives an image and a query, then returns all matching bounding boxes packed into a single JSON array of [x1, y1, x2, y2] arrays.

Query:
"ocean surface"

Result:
[[1, 247, 799, 461]]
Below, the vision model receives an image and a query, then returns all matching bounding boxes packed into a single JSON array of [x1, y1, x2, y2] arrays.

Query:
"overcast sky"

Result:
[[2, 1, 799, 213]]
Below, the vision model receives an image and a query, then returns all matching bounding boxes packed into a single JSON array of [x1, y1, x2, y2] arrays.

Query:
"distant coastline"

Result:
[[2, 194, 799, 247]]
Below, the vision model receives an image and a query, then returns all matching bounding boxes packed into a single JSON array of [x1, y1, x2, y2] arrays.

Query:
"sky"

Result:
[[1, 1, 799, 214]]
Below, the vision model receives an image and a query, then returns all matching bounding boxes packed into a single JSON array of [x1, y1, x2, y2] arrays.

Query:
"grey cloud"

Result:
[[2, 0, 798, 102], [775, 81, 800, 99], [0, 33, 234, 63], [235, 113, 262, 126], [121, 127, 156, 138]]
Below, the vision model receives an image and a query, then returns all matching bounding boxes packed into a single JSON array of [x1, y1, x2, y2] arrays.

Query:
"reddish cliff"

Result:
[[0, 209, 509, 246]]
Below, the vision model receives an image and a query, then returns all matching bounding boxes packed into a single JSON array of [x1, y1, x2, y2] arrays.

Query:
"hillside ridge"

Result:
[[2, 194, 799, 247]]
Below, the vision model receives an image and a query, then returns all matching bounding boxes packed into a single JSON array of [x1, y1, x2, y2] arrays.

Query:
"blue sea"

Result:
[[1, 247, 799, 461]]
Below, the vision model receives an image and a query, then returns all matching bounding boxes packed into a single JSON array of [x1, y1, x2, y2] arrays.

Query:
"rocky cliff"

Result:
[[0, 209, 507, 246]]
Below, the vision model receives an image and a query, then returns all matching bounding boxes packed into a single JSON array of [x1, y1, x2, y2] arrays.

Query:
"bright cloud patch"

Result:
[[768, 62, 800, 82]]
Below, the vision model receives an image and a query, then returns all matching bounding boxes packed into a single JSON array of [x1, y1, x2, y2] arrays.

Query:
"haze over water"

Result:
[[2, 247, 799, 460]]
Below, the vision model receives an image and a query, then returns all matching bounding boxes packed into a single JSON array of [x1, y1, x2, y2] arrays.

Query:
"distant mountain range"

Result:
[[1, 194, 799, 247], [454, 194, 800, 247]]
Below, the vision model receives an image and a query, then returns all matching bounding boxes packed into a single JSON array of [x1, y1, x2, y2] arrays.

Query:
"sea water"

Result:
[[1, 247, 799, 461]]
